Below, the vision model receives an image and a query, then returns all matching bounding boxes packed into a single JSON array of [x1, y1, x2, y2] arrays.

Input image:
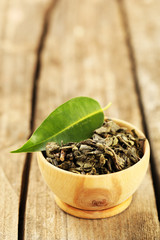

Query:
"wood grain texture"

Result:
[[0, 0, 52, 239], [25, 0, 159, 239], [0, 166, 18, 240], [0, 52, 34, 240], [0, 0, 51, 53], [54, 196, 132, 219], [124, 0, 160, 197]]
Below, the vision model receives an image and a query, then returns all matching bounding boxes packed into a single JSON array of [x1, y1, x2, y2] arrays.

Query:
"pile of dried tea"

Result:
[[45, 119, 145, 175]]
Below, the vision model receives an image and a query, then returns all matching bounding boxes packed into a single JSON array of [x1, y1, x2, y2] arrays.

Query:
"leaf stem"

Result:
[[102, 102, 112, 112]]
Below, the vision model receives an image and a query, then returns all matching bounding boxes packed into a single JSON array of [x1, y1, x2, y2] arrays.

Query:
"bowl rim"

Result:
[[37, 117, 150, 178]]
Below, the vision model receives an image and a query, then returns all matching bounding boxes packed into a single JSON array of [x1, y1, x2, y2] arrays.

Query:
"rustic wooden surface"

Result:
[[0, 0, 159, 239]]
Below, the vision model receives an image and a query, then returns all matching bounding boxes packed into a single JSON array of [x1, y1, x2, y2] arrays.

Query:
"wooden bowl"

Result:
[[37, 118, 150, 219]]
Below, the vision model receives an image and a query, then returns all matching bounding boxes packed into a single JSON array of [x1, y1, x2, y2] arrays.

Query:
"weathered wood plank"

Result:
[[0, 0, 51, 53], [25, 0, 159, 239], [0, 166, 18, 240], [0, 52, 34, 240], [0, 0, 52, 239], [124, 0, 160, 206]]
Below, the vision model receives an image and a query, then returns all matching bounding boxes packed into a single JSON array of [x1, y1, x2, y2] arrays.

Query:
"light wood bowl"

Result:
[[37, 118, 150, 219]]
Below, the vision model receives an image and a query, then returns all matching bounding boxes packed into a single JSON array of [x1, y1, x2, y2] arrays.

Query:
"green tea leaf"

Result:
[[11, 97, 111, 153]]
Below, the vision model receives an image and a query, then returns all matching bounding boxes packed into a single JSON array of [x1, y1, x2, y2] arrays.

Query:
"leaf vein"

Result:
[[28, 108, 103, 150]]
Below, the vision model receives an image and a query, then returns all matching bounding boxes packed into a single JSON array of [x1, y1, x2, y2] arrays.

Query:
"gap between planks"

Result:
[[17, 2, 160, 239], [18, 1, 59, 239], [116, 0, 160, 220]]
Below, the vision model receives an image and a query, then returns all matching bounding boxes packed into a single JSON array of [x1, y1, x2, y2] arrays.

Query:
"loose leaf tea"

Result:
[[11, 97, 111, 153], [45, 119, 145, 175]]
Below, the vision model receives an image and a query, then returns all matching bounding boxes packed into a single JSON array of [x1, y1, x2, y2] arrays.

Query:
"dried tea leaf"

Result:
[[95, 126, 108, 135], [131, 129, 138, 138], [83, 163, 92, 169], [76, 160, 84, 167], [46, 142, 60, 157], [92, 133, 105, 142], [105, 138, 113, 147], [80, 139, 97, 147], [60, 150, 65, 161], [96, 142, 105, 150], [116, 156, 126, 170], [79, 144, 93, 151], [104, 120, 121, 133], [112, 136, 119, 146], [45, 119, 145, 175], [99, 154, 106, 166]]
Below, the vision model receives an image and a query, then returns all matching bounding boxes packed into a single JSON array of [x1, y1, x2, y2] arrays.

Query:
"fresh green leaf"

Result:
[[11, 97, 111, 153]]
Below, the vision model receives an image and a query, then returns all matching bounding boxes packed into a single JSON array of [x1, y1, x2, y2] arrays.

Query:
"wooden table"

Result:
[[0, 0, 160, 239]]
